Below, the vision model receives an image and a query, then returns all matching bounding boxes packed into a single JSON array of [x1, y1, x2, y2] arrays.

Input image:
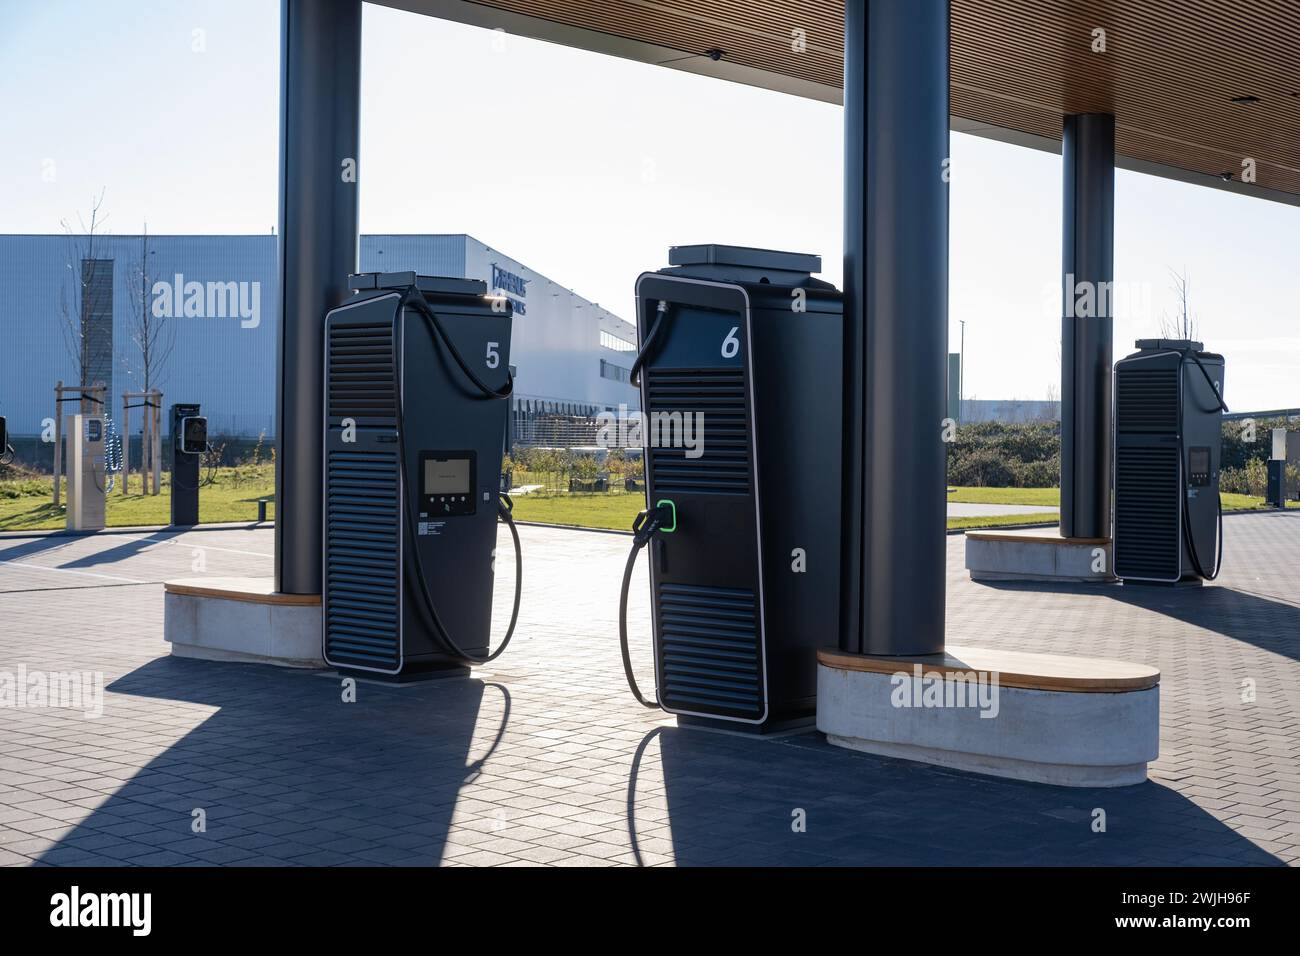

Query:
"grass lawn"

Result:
[[510, 491, 645, 531], [947, 486, 1290, 514], [512, 491, 1062, 533], [0, 465, 276, 532], [517, 486, 1295, 533], [945, 512, 1057, 530], [3, 469, 1291, 535], [948, 486, 1060, 506]]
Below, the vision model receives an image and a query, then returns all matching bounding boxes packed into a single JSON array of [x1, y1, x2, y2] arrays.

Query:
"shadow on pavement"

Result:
[[626, 725, 1283, 867], [977, 578, 1300, 665], [38, 656, 508, 867]]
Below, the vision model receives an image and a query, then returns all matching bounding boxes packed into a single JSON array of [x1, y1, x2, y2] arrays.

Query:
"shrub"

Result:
[[1221, 417, 1291, 471], [1010, 458, 1059, 488], [946, 421, 1059, 488], [947, 448, 1018, 487], [1221, 459, 1268, 496], [0, 477, 48, 500], [570, 453, 600, 482]]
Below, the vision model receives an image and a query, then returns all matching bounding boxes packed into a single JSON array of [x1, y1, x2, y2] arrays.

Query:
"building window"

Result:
[[600, 359, 632, 384], [600, 329, 636, 352]]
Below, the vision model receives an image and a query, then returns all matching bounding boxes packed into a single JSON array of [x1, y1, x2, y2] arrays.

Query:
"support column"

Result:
[[276, 0, 362, 594], [1060, 113, 1115, 541], [840, 0, 949, 656]]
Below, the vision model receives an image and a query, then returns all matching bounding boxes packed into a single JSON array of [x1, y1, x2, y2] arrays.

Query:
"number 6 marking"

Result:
[[722, 327, 740, 358]]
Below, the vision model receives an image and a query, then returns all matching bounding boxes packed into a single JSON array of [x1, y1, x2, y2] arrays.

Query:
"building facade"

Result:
[[0, 233, 639, 439]]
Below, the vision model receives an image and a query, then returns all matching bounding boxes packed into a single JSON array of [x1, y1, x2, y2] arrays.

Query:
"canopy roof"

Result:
[[380, 0, 1300, 206]]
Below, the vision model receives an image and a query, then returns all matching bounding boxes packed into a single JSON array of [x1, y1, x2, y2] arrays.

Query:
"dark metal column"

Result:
[[275, 0, 362, 593], [840, 0, 949, 656], [1060, 113, 1115, 541]]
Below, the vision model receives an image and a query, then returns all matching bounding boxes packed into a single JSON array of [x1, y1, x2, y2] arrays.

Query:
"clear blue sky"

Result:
[[2, 0, 1296, 409]]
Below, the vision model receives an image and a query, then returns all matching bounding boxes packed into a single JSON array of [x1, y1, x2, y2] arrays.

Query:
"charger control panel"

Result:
[[419, 450, 477, 517], [1188, 446, 1212, 487]]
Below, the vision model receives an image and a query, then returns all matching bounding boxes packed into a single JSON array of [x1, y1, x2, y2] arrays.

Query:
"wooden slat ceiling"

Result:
[[465, 0, 1300, 200]]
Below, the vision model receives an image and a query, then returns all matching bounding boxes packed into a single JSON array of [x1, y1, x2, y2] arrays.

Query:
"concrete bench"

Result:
[[965, 527, 1114, 583], [817, 644, 1159, 787], [164, 577, 324, 668]]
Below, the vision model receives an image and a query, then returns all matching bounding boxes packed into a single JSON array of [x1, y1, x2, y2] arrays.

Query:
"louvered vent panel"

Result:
[[328, 322, 396, 426], [1115, 445, 1180, 580], [645, 367, 750, 495], [657, 582, 762, 718], [1116, 366, 1178, 433], [325, 450, 400, 669]]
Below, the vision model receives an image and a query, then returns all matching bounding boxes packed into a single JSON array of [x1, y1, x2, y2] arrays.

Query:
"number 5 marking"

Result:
[[486, 341, 500, 369]]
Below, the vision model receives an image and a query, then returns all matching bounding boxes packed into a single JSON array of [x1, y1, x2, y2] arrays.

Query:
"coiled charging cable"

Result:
[[617, 503, 674, 708], [1145, 346, 1228, 581], [391, 286, 521, 664], [616, 299, 676, 707]]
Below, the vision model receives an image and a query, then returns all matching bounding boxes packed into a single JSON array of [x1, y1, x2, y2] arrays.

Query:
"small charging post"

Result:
[[170, 403, 206, 526]]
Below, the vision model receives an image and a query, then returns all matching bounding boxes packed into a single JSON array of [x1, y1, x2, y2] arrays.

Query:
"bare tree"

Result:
[[122, 223, 175, 392], [58, 189, 112, 413], [1159, 267, 1198, 341]]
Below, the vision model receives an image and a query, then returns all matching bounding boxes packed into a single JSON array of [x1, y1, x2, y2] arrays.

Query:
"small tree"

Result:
[[58, 189, 112, 413], [571, 453, 600, 488], [122, 223, 175, 393], [1159, 267, 1198, 341]]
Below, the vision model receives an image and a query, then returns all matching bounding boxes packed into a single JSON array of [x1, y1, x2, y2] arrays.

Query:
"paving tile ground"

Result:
[[1, 513, 1298, 866]]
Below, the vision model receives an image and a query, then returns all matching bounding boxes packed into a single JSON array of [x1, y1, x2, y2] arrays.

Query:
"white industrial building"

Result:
[[0, 233, 640, 441]]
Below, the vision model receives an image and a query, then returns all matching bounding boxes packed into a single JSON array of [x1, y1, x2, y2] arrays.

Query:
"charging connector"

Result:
[[619, 501, 676, 708]]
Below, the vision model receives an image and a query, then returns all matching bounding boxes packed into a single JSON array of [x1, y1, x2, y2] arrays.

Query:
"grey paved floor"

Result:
[[1, 514, 1298, 867]]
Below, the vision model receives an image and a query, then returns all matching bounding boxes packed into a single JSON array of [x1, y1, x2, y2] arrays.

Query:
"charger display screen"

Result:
[[1188, 447, 1211, 487], [180, 416, 207, 454], [419, 451, 477, 516], [424, 457, 470, 495]]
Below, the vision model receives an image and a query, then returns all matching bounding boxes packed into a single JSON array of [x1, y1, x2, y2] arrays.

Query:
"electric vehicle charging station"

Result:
[[322, 272, 520, 678], [65, 413, 108, 531], [170, 403, 206, 526], [619, 245, 844, 730], [1267, 429, 1291, 508], [1114, 339, 1227, 584]]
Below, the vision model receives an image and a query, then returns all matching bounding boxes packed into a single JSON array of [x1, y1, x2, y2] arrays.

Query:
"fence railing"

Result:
[[512, 415, 641, 449]]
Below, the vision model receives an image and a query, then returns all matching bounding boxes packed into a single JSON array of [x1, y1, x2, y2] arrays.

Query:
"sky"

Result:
[[1, 0, 1296, 409]]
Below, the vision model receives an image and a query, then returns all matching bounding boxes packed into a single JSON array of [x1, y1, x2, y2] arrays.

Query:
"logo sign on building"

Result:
[[491, 264, 527, 316]]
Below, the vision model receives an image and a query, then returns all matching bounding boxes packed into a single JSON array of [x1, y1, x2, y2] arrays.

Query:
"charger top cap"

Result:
[[1134, 337, 1206, 353], [348, 271, 488, 296], [667, 244, 821, 273]]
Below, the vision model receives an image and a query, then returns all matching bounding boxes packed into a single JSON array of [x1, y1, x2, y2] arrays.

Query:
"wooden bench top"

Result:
[[965, 527, 1111, 546], [164, 577, 321, 607], [818, 644, 1158, 693]]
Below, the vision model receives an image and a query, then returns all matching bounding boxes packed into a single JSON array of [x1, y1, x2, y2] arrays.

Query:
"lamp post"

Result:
[[959, 319, 966, 421]]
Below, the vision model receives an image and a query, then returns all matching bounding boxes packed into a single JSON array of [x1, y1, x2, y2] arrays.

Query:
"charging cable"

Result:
[[1145, 346, 1227, 580], [629, 300, 671, 388], [170, 441, 217, 493], [1180, 348, 1226, 580], [390, 286, 521, 664], [103, 417, 123, 493], [617, 503, 674, 709], [616, 300, 678, 706]]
